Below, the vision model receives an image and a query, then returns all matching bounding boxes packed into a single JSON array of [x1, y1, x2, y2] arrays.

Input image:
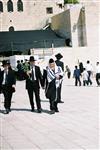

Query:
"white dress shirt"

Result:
[[96, 64, 100, 73], [2, 69, 8, 85], [86, 63, 93, 71], [31, 66, 36, 80]]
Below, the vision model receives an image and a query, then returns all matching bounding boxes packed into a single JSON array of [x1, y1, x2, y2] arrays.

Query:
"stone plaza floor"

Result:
[[0, 77, 99, 150]]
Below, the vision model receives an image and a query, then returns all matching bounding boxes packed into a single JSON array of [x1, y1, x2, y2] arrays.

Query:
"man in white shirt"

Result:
[[85, 60, 93, 85], [96, 62, 100, 86]]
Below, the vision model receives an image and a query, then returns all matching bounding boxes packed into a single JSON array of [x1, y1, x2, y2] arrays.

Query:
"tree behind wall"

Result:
[[64, 0, 79, 4]]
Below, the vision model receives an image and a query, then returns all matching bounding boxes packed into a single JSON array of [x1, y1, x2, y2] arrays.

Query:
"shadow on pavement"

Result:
[[0, 108, 54, 115], [41, 99, 49, 103]]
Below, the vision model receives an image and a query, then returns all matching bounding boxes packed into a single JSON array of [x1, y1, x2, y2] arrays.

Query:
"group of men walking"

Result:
[[0, 53, 64, 114], [73, 60, 100, 87], [0, 53, 100, 115]]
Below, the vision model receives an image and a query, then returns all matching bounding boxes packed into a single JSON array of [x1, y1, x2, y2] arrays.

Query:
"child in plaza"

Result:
[[82, 68, 89, 86]]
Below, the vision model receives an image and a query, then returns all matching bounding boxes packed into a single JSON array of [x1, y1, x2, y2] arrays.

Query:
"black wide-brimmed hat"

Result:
[[55, 53, 63, 60], [2, 60, 8, 66], [49, 58, 54, 64], [29, 56, 36, 62]]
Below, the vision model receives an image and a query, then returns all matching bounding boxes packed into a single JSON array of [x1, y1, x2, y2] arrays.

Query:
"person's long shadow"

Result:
[[0, 108, 31, 114], [11, 108, 31, 112], [0, 108, 53, 115], [12, 108, 52, 114], [41, 99, 49, 103]]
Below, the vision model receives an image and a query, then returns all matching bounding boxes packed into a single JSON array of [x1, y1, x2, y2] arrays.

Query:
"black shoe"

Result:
[[31, 108, 35, 112], [3, 109, 9, 114], [37, 109, 42, 113], [50, 110, 55, 114], [58, 101, 64, 103], [8, 108, 11, 112], [55, 109, 59, 112]]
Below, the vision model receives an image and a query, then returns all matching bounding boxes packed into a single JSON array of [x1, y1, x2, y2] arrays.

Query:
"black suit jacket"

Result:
[[25, 65, 43, 90], [0, 69, 16, 93], [0, 69, 16, 86], [0, 69, 2, 93], [55, 60, 64, 71]]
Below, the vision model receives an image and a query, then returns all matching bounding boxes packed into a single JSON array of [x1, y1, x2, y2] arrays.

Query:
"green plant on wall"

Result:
[[64, 0, 79, 4]]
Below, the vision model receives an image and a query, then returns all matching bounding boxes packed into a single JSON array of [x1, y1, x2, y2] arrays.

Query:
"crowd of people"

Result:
[[0, 53, 100, 115], [66, 60, 100, 87]]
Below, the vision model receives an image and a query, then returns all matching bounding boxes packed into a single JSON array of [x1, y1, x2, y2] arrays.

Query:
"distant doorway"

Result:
[[9, 26, 14, 31]]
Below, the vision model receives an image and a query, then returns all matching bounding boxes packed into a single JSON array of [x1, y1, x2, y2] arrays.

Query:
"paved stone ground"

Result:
[[0, 76, 99, 150]]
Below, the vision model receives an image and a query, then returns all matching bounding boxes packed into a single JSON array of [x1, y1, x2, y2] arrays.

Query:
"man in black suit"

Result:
[[25, 56, 43, 113], [0, 60, 16, 114], [0, 67, 2, 94], [55, 53, 64, 103], [43, 58, 63, 114]]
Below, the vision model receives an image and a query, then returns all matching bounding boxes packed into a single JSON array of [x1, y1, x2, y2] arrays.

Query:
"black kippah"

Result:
[[49, 58, 54, 63]]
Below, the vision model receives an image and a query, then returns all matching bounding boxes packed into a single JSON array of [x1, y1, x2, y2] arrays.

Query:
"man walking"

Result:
[[0, 60, 16, 114], [73, 66, 81, 86], [44, 58, 63, 114], [55, 53, 64, 103], [95, 62, 100, 86], [85, 60, 93, 85], [25, 56, 43, 113]]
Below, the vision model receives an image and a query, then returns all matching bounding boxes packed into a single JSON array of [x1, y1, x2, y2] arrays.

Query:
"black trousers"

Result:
[[83, 80, 88, 86], [49, 88, 58, 111], [87, 71, 92, 85], [75, 77, 81, 86], [57, 83, 62, 102], [49, 99, 58, 111], [27, 87, 41, 110], [96, 73, 100, 86], [2, 85, 13, 110], [67, 72, 71, 79]]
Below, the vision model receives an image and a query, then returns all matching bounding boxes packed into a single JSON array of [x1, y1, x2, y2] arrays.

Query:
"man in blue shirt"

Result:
[[73, 66, 81, 86]]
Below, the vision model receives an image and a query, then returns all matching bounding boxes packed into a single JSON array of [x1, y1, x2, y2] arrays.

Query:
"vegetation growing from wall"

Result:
[[64, 0, 79, 4]]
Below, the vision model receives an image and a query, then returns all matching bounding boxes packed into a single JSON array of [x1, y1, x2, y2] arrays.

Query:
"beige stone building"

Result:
[[0, 0, 64, 31], [0, 0, 100, 54], [51, 2, 100, 47]]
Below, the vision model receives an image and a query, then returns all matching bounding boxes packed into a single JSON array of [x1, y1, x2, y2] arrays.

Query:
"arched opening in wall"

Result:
[[7, 0, 13, 12], [9, 26, 14, 31], [17, 0, 23, 12], [0, 1, 3, 12]]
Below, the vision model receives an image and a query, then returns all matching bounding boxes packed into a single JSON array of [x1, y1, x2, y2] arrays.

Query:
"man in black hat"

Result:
[[43, 58, 63, 114], [25, 56, 43, 113], [55, 53, 64, 103], [0, 60, 16, 114], [0, 66, 2, 94]]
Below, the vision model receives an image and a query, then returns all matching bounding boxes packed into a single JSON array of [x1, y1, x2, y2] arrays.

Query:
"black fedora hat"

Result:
[[29, 56, 36, 62], [55, 53, 63, 60], [49, 58, 54, 64], [2, 60, 8, 66]]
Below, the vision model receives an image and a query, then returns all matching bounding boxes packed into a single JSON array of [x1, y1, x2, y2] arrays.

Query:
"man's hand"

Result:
[[56, 75, 60, 80], [12, 85, 15, 88]]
